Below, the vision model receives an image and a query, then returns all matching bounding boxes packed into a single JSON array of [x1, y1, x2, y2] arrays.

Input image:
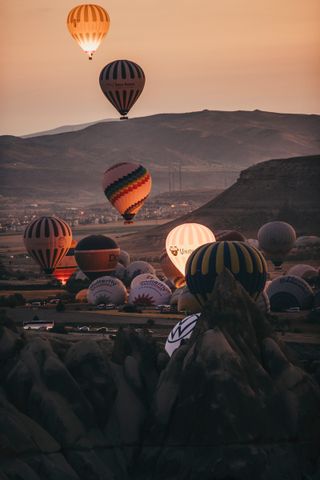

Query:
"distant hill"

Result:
[[1, 110, 319, 204], [22, 118, 116, 138], [119, 155, 320, 255]]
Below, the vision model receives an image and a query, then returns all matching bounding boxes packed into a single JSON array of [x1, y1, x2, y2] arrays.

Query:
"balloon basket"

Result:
[[124, 220, 134, 225], [120, 116, 128, 120]]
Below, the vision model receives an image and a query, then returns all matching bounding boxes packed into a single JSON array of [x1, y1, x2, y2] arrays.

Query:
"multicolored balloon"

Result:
[[52, 240, 77, 285], [75, 235, 119, 280], [165, 223, 216, 276], [102, 162, 152, 223], [23, 216, 72, 274], [67, 4, 110, 60], [99, 60, 145, 118], [258, 221, 296, 267], [186, 241, 268, 306]]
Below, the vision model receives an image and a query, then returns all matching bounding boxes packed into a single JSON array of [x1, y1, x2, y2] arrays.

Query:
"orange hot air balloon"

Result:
[[165, 223, 216, 276], [67, 4, 110, 60], [52, 240, 77, 285], [99, 60, 145, 119], [159, 249, 186, 288], [23, 216, 73, 274], [102, 162, 152, 223]]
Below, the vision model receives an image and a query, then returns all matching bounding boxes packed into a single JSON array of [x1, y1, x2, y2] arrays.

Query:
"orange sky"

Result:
[[1, 0, 319, 136]]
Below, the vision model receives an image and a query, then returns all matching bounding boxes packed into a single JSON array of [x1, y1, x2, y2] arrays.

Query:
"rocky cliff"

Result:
[[1, 272, 320, 479]]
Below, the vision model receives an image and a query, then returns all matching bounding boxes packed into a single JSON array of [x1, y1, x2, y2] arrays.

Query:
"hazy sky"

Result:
[[1, 0, 319, 136]]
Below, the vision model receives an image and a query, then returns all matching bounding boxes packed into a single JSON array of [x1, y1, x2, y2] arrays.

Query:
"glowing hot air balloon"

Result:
[[67, 4, 110, 60], [165, 223, 216, 276], [52, 240, 77, 285], [102, 162, 152, 223], [23, 216, 72, 274], [99, 60, 145, 119]]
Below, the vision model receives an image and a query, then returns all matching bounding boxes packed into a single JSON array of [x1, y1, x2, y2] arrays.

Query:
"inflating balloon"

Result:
[[126, 261, 156, 284], [166, 223, 215, 276], [75, 235, 119, 280], [75, 289, 88, 302], [266, 275, 314, 312], [52, 240, 77, 285], [99, 60, 145, 118], [128, 279, 171, 306], [67, 4, 110, 60], [102, 162, 152, 223], [87, 276, 127, 305], [118, 250, 130, 267], [23, 216, 72, 274], [258, 221, 296, 267], [130, 273, 158, 289], [160, 249, 186, 288], [286, 264, 318, 281], [186, 241, 267, 306], [216, 230, 246, 242], [165, 313, 201, 357]]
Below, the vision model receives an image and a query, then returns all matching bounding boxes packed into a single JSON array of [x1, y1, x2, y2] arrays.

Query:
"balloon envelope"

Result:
[[67, 4, 110, 59], [126, 261, 156, 284], [165, 313, 201, 357], [216, 230, 246, 242], [286, 264, 318, 280], [258, 221, 296, 267], [266, 275, 314, 311], [23, 216, 72, 274], [99, 60, 145, 117], [75, 235, 119, 280], [186, 241, 268, 306], [102, 162, 152, 222], [75, 289, 88, 302], [166, 223, 216, 276], [160, 249, 186, 288], [87, 276, 127, 305], [128, 279, 171, 306], [177, 286, 202, 314], [52, 240, 77, 285], [130, 273, 158, 289]]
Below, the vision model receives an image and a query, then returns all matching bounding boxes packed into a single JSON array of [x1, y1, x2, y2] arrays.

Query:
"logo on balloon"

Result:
[[169, 245, 179, 256]]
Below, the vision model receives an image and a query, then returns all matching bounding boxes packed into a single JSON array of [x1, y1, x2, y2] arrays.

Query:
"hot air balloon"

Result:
[[160, 249, 186, 288], [177, 286, 202, 314], [87, 276, 127, 305], [186, 241, 268, 306], [266, 275, 314, 312], [165, 223, 216, 277], [75, 235, 119, 280], [67, 4, 110, 60], [118, 250, 130, 267], [258, 221, 296, 268], [23, 216, 72, 274], [75, 288, 88, 302], [216, 230, 246, 242], [52, 240, 77, 285], [165, 313, 201, 357], [126, 260, 156, 284], [286, 264, 318, 281], [130, 273, 158, 289], [128, 278, 171, 306], [99, 60, 145, 119], [102, 162, 152, 223]]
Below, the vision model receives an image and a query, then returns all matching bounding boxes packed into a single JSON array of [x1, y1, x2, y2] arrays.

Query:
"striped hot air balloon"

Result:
[[23, 216, 72, 274], [102, 162, 152, 223], [186, 241, 268, 306], [67, 4, 110, 60], [99, 60, 145, 119], [75, 235, 120, 280], [52, 240, 77, 285], [165, 223, 216, 277]]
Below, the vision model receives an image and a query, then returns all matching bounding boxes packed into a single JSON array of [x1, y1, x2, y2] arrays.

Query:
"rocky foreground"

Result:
[[1, 271, 320, 480]]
